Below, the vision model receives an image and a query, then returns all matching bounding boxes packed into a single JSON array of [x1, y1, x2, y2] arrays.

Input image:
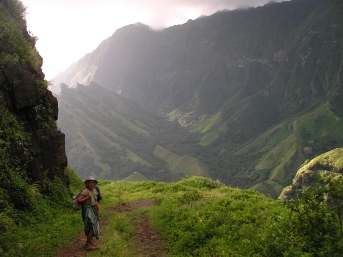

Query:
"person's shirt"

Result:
[[80, 188, 98, 207]]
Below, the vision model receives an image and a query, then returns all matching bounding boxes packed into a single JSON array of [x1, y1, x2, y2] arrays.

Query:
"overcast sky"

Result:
[[20, 0, 286, 80]]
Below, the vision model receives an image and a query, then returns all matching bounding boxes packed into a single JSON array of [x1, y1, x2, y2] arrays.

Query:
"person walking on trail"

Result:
[[77, 176, 102, 251]]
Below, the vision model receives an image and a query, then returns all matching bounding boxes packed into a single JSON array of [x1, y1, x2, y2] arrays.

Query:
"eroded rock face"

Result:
[[0, 0, 69, 212], [0, 46, 69, 189]]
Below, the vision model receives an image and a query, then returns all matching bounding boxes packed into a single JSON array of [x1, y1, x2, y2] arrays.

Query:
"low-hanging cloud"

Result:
[[21, 0, 288, 79], [121, 0, 287, 29]]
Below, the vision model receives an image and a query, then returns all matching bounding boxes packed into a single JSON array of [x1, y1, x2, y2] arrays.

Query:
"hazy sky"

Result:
[[20, 0, 286, 80]]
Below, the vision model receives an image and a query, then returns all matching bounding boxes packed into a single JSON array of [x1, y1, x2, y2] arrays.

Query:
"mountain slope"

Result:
[[57, 83, 209, 181], [54, 0, 343, 197]]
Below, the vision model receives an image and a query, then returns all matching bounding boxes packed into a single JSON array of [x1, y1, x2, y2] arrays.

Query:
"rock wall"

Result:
[[0, 0, 69, 193], [1, 63, 69, 181]]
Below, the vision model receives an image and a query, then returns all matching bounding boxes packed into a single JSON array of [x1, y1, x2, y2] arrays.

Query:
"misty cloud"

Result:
[[21, 0, 288, 79], [122, 0, 288, 29]]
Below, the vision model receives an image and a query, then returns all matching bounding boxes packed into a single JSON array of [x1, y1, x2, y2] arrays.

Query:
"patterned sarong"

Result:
[[82, 206, 100, 239]]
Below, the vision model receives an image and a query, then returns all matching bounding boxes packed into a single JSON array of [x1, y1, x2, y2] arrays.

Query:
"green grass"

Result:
[[0, 173, 83, 256], [3, 173, 343, 256], [250, 180, 284, 199], [235, 122, 291, 156], [94, 177, 300, 256], [126, 149, 152, 167], [294, 103, 343, 154], [198, 111, 222, 133], [241, 102, 343, 197], [293, 148, 343, 185], [199, 130, 219, 146], [153, 145, 211, 177], [256, 134, 297, 176], [113, 114, 150, 136], [124, 171, 149, 181]]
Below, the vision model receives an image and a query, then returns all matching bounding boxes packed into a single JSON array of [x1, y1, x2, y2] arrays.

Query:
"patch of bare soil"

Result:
[[54, 199, 166, 257], [131, 214, 167, 257], [109, 199, 155, 212], [108, 199, 167, 257], [54, 219, 106, 257]]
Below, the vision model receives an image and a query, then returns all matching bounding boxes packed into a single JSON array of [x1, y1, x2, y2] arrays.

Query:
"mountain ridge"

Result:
[[54, 0, 343, 197]]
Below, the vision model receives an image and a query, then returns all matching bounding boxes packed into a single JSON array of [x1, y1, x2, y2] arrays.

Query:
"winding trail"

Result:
[[54, 199, 166, 257]]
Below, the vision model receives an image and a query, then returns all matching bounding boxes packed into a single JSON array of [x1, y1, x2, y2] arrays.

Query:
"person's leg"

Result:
[[85, 228, 96, 250]]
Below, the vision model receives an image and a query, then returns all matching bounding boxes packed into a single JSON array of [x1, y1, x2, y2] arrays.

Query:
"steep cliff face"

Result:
[[0, 0, 68, 210]]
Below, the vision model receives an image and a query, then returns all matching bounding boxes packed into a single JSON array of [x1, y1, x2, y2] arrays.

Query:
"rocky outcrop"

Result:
[[0, 0, 69, 208], [1, 60, 69, 185], [279, 148, 343, 200]]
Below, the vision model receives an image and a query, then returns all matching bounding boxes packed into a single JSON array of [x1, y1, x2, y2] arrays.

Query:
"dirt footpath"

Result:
[[54, 199, 166, 257]]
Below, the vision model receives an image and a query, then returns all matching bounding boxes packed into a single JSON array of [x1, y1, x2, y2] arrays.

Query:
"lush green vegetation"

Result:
[[0, 0, 41, 69], [2, 162, 343, 256], [2, 0, 341, 255], [0, 108, 31, 211], [49, 175, 343, 256], [0, 2, 74, 255], [0, 166, 83, 256], [153, 145, 210, 177]]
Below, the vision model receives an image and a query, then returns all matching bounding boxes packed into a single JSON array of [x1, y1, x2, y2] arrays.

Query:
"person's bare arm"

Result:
[[77, 190, 91, 203]]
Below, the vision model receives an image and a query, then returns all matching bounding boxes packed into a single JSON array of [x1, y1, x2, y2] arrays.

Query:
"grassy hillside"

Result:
[[232, 102, 343, 196], [3, 0, 343, 256], [57, 83, 205, 182], [153, 145, 210, 177], [3, 156, 343, 256], [124, 171, 148, 181], [58, 84, 343, 198], [6, 173, 343, 256], [54, 0, 343, 198], [77, 174, 343, 256]]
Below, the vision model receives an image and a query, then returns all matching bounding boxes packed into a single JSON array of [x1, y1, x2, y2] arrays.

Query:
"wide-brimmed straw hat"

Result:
[[84, 176, 98, 184]]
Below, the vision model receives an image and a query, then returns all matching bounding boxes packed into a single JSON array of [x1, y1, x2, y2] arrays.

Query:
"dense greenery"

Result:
[[0, 107, 31, 211], [2, 161, 343, 256], [0, 166, 82, 256], [286, 175, 343, 255], [2, 0, 343, 256], [0, 1, 74, 255], [0, 0, 41, 68], [50, 175, 343, 256]]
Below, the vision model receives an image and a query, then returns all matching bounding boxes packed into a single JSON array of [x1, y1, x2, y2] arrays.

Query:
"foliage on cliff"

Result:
[[0, 0, 72, 253], [280, 148, 343, 200]]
